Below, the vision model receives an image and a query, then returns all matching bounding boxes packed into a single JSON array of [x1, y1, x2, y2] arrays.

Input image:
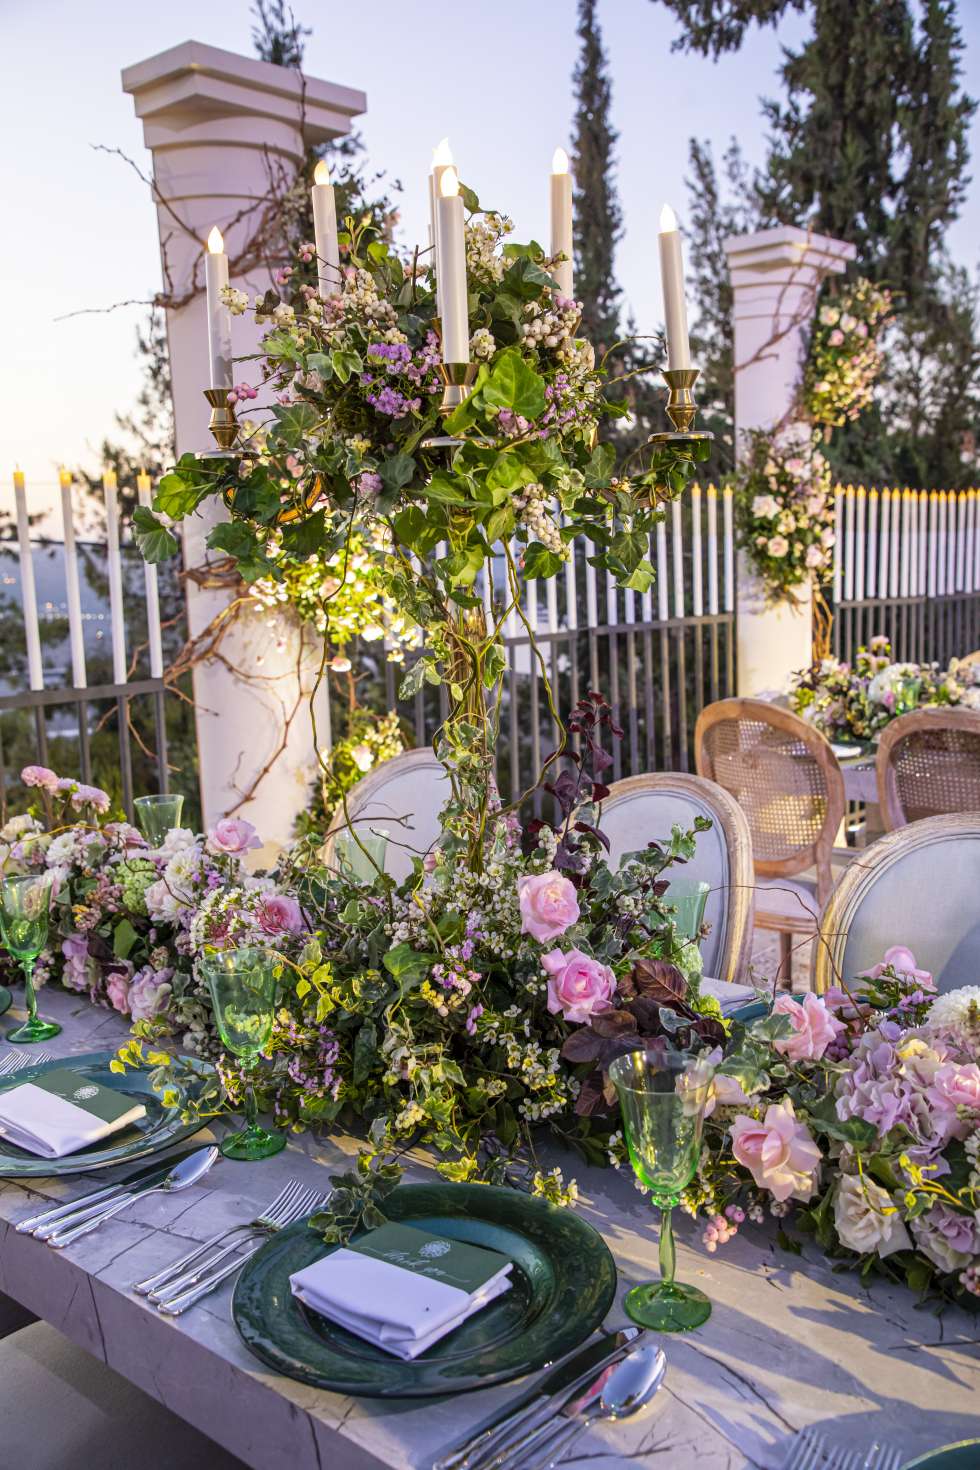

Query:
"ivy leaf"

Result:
[[485, 505, 516, 544], [624, 559, 656, 593], [154, 465, 210, 519], [486, 452, 534, 495], [482, 348, 546, 420], [132, 506, 178, 563], [425, 472, 470, 505], [380, 452, 416, 492], [393, 505, 444, 555], [584, 441, 616, 489], [270, 401, 319, 442], [352, 1021, 378, 1085], [280, 510, 326, 558], [112, 919, 138, 960], [331, 349, 363, 384], [521, 542, 563, 580]]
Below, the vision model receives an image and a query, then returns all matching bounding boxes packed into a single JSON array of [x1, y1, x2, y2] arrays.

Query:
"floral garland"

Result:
[[732, 428, 835, 601], [635, 952, 980, 1308], [789, 635, 970, 742], [802, 278, 893, 428]]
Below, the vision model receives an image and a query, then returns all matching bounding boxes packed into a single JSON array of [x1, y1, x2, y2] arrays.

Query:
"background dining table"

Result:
[[0, 987, 977, 1470]]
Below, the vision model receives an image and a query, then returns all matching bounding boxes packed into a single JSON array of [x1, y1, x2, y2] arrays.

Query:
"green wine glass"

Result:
[[202, 947, 285, 1161], [667, 878, 710, 987], [1, 874, 60, 1044], [134, 793, 184, 846], [609, 1046, 714, 1332]]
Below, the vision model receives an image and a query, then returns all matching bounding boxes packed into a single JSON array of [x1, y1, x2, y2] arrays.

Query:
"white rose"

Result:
[[751, 494, 779, 520], [834, 1175, 910, 1258], [767, 535, 789, 558], [158, 827, 198, 860], [45, 832, 78, 867], [145, 879, 179, 922]]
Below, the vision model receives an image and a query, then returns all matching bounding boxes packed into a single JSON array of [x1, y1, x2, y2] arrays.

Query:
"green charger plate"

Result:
[[233, 1181, 618, 1398], [904, 1444, 980, 1469], [0, 987, 10, 1019], [0, 1050, 212, 1176]]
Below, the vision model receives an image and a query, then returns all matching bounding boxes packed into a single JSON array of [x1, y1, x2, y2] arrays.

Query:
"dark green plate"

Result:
[[904, 1444, 980, 1469], [0, 1050, 212, 1176], [0, 987, 10, 1019], [233, 1181, 618, 1398]]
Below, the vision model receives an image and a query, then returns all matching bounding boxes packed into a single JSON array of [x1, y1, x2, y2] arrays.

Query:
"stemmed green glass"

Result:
[[667, 878, 710, 987], [202, 947, 285, 1161], [609, 1047, 714, 1332], [1, 874, 60, 1043], [134, 793, 184, 845]]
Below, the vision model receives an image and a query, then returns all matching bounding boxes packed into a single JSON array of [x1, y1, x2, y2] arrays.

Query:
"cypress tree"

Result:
[[571, 0, 623, 355]]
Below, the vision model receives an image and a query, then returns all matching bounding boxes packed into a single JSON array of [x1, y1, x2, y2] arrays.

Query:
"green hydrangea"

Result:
[[116, 858, 159, 916]]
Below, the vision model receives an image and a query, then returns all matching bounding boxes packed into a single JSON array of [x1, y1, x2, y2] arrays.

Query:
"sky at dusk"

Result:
[[2, 0, 979, 513]]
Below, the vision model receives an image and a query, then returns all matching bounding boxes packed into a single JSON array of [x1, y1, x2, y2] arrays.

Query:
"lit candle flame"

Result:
[[59, 467, 72, 489], [432, 137, 453, 167], [207, 226, 224, 254], [659, 204, 678, 233], [552, 147, 569, 175], [103, 469, 118, 491], [439, 166, 460, 200], [313, 159, 331, 186]]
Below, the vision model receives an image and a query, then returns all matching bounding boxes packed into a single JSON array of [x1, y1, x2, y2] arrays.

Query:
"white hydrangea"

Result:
[[926, 987, 980, 1033]]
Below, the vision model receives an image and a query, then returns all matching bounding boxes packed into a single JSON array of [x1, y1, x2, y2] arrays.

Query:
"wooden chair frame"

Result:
[[813, 813, 980, 993], [876, 706, 980, 831], [320, 747, 447, 870], [599, 772, 756, 982]]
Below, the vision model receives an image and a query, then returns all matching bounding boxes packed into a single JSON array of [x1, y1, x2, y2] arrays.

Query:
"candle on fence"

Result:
[[721, 486, 734, 613], [429, 138, 454, 323], [137, 469, 164, 679], [59, 467, 87, 689], [102, 469, 127, 685], [311, 159, 341, 299], [204, 226, 233, 391], [658, 205, 692, 370], [12, 469, 43, 691], [436, 166, 470, 364], [706, 485, 719, 615], [690, 483, 704, 617], [550, 147, 574, 298]]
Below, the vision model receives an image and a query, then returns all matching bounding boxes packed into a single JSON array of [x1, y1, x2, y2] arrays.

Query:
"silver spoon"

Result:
[[521, 1344, 668, 1470], [47, 1146, 219, 1248]]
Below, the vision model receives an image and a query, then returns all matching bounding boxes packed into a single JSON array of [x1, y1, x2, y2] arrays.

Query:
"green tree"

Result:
[[571, 0, 623, 356]]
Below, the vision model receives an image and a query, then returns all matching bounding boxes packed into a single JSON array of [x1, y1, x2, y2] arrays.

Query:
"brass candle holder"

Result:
[[202, 387, 240, 456], [438, 361, 478, 415], [650, 367, 713, 448]]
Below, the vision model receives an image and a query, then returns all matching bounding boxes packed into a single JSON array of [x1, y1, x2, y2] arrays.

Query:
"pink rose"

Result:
[[772, 993, 846, 1062], [828, 328, 845, 346], [128, 967, 173, 1023], [859, 946, 935, 991], [256, 894, 305, 937], [207, 817, 262, 857], [926, 1062, 980, 1142], [542, 947, 615, 1023], [106, 973, 131, 1015], [61, 934, 91, 993], [730, 1100, 822, 1203], [518, 871, 580, 943], [21, 765, 60, 793]]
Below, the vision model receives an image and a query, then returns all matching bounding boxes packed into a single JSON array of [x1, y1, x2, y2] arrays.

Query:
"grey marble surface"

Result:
[[0, 988, 977, 1470]]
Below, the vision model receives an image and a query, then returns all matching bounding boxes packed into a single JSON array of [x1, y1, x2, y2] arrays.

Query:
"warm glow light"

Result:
[[103, 469, 118, 490], [59, 467, 72, 489], [313, 159, 331, 186], [207, 226, 224, 254], [439, 166, 460, 199], [432, 137, 453, 167], [552, 147, 569, 175], [659, 204, 678, 233]]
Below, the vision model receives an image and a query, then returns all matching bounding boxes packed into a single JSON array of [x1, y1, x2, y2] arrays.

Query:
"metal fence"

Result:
[[1, 472, 170, 821], [831, 484, 980, 666]]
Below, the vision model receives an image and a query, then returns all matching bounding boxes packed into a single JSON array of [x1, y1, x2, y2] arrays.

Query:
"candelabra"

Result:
[[203, 388, 239, 455], [650, 368, 713, 450]]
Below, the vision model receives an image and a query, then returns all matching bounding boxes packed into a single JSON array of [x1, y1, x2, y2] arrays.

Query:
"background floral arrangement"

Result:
[[789, 635, 968, 742], [656, 952, 980, 1308], [732, 428, 835, 601], [802, 278, 893, 429]]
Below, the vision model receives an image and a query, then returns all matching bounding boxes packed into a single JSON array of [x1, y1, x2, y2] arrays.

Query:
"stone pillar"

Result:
[[723, 226, 855, 696], [122, 42, 366, 859]]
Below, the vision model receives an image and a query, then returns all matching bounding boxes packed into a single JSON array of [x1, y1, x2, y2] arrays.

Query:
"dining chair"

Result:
[[320, 747, 449, 884], [598, 772, 754, 983], [814, 813, 980, 996], [695, 698, 847, 982], [876, 707, 980, 830]]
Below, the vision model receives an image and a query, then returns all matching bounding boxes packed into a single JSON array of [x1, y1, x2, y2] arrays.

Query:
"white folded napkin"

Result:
[[290, 1222, 513, 1360], [831, 742, 862, 759], [0, 1070, 147, 1158], [700, 976, 759, 1015]]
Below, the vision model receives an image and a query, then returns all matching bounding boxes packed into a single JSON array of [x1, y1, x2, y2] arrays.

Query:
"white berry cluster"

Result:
[[514, 484, 568, 559], [470, 326, 496, 361], [464, 213, 513, 285], [220, 285, 250, 316], [521, 295, 581, 353]]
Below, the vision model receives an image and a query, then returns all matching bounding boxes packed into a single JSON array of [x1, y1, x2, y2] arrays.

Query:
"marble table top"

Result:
[[0, 987, 977, 1470]]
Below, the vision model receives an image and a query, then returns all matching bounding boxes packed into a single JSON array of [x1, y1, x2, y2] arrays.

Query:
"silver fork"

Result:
[[857, 1448, 902, 1470], [154, 1183, 330, 1315], [0, 1049, 52, 1077], [782, 1428, 834, 1470]]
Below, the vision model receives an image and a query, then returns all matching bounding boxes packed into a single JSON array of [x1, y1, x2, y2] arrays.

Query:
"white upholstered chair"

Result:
[[320, 747, 449, 884], [599, 772, 755, 983], [814, 814, 980, 995]]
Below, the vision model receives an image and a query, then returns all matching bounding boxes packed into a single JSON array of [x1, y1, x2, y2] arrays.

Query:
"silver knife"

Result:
[[47, 1147, 219, 1248], [17, 1148, 207, 1236], [432, 1326, 644, 1470]]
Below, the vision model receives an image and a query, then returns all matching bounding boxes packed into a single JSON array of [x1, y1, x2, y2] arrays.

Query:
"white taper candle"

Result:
[[137, 469, 164, 679], [436, 167, 470, 365], [658, 205, 692, 370], [13, 470, 43, 690], [59, 468, 87, 689], [550, 147, 573, 299], [103, 469, 127, 685], [204, 227, 233, 391], [312, 159, 341, 299], [430, 138, 454, 326]]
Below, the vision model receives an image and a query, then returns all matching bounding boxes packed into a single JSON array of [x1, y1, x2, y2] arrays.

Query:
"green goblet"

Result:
[[134, 793, 184, 846], [609, 1046, 714, 1332], [666, 878, 710, 987], [202, 946, 285, 1161], [1, 874, 60, 1043]]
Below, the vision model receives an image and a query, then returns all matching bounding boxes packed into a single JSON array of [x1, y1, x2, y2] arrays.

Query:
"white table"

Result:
[[0, 988, 977, 1469]]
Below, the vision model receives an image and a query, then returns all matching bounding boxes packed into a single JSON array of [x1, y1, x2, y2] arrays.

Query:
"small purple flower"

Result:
[[465, 1004, 484, 1036]]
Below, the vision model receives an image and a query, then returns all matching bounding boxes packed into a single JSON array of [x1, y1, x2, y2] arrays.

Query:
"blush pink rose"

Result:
[[859, 945, 935, 992], [518, 871, 581, 943], [541, 947, 615, 1023], [772, 992, 846, 1062], [207, 817, 262, 857], [926, 1061, 980, 1142], [105, 973, 131, 1015], [21, 765, 60, 793], [256, 894, 305, 937], [128, 968, 173, 1023], [730, 1100, 822, 1203]]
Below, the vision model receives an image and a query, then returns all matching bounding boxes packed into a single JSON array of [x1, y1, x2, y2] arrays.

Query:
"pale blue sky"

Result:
[[2, 0, 978, 508]]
